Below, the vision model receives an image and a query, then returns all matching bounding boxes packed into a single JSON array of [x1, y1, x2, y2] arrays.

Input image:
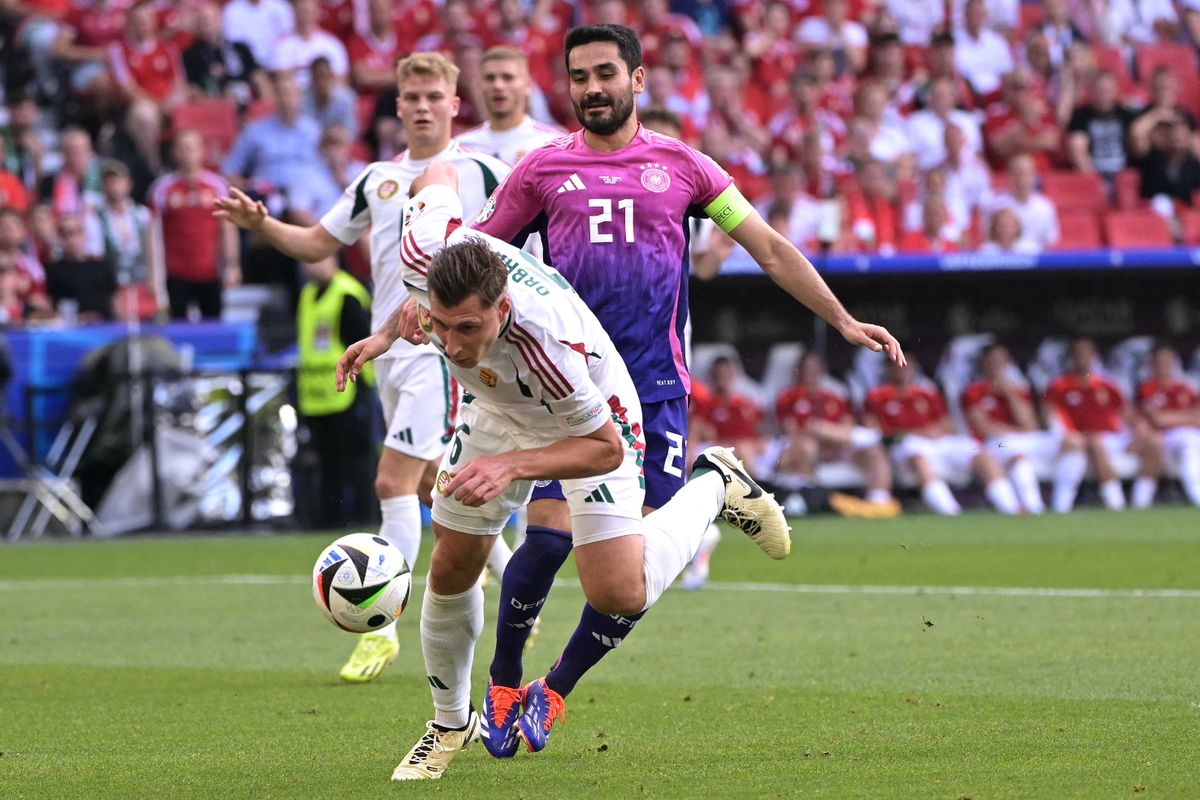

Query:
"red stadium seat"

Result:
[[1114, 168, 1143, 210], [170, 98, 238, 159], [1043, 171, 1107, 212], [1054, 209, 1102, 250], [1178, 209, 1200, 244], [1104, 209, 1173, 248], [1092, 45, 1137, 93], [1135, 41, 1198, 85]]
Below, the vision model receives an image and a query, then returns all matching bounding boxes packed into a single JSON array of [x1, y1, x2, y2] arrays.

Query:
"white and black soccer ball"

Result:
[[312, 533, 412, 633]]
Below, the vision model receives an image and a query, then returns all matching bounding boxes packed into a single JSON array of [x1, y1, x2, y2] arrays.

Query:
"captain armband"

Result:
[[703, 184, 754, 233]]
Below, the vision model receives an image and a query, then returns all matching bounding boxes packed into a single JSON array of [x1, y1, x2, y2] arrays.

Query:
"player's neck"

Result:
[[488, 112, 525, 133], [409, 138, 452, 161], [583, 119, 640, 153]]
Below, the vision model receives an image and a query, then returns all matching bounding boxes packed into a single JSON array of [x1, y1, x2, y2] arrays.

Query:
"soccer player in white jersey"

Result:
[[214, 53, 511, 684], [455, 46, 564, 166], [335, 162, 790, 780]]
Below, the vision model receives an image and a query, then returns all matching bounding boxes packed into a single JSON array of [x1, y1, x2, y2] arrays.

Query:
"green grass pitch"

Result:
[[1, 508, 1198, 799]]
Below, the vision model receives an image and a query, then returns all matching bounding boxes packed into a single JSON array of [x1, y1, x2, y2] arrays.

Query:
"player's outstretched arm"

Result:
[[213, 186, 342, 263], [335, 299, 428, 391], [729, 212, 906, 367]]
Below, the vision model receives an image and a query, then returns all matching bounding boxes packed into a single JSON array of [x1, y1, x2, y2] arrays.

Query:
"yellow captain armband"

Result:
[[704, 184, 754, 233]]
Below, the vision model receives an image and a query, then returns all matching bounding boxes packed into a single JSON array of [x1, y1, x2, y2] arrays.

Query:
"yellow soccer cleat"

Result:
[[391, 712, 482, 781], [338, 633, 398, 683], [693, 446, 791, 559]]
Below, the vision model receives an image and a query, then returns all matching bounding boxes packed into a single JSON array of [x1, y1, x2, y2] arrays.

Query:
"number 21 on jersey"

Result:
[[588, 198, 635, 244]]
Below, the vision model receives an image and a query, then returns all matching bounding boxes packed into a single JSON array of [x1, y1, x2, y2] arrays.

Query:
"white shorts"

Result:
[[376, 353, 455, 461], [1100, 430, 1133, 460], [430, 401, 645, 542], [892, 434, 982, 476], [983, 430, 1063, 465], [1163, 426, 1200, 460]]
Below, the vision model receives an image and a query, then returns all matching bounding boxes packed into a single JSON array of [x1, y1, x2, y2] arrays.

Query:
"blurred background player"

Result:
[[961, 343, 1088, 513], [1137, 343, 1200, 507], [472, 23, 903, 751], [455, 46, 564, 166], [865, 358, 1020, 516], [1044, 338, 1164, 511], [772, 351, 899, 517], [215, 52, 511, 683]]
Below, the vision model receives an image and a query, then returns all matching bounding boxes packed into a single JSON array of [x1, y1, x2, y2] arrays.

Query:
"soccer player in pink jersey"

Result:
[[469, 23, 904, 756]]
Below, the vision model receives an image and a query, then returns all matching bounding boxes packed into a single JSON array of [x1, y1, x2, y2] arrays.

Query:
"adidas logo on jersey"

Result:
[[583, 484, 615, 504], [555, 173, 586, 193]]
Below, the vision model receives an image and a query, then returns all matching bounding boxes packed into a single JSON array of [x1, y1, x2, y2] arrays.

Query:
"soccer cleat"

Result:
[[480, 680, 524, 758], [516, 678, 565, 753], [391, 711, 481, 781], [693, 446, 791, 559], [338, 633, 399, 683]]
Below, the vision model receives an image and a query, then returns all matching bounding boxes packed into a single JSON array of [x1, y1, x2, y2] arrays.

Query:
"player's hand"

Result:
[[397, 297, 427, 345], [335, 333, 392, 391], [213, 186, 268, 232], [442, 456, 514, 507], [840, 321, 906, 367]]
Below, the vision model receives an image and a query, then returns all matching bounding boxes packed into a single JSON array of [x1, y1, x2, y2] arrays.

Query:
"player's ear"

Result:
[[394, 95, 402, 119], [450, 94, 461, 118], [631, 65, 646, 94]]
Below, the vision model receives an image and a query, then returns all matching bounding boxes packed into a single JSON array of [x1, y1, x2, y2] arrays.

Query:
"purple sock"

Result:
[[489, 526, 573, 688], [544, 604, 646, 698]]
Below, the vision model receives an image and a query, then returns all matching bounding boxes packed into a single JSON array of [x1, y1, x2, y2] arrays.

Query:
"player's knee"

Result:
[[588, 590, 645, 618], [1061, 431, 1085, 452]]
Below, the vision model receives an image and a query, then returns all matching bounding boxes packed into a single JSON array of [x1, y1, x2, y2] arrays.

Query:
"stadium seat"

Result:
[[1053, 209, 1102, 250], [1113, 169, 1143, 211], [1043, 171, 1106, 212], [1178, 209, 1200, 244], [1092, 45, 1138, 95], [1104, 209, 1172, 248], [1135, 41, 1198, 84], [170, 98, 238, 160]]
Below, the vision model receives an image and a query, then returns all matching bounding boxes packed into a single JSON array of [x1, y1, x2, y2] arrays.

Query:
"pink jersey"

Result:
[[472, 125, 734, 403]]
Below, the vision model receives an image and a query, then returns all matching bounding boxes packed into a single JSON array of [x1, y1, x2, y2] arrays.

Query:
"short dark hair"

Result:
[[564, 24, 642, 73], [640, 106, 682, 134], [427, 238, 508, 309]]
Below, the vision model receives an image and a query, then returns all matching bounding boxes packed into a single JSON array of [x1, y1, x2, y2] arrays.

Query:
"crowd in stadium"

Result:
[[2, 0, 1200, 514]]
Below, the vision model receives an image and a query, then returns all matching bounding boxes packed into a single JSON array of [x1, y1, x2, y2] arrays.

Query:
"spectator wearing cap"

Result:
[[183, 0, 267, 109], [954, 0, 1014, 97], [270, 0, 348, 91], [907, 77, 984, 171], [222, 70, 320, 195], [95, 160, 155, 290], [1067, 70, 1137, 180], [109, 1, 186, 172], [45, 213, 118, 322], [987, 153, 1060, 250], [221, 0, 295, 68]]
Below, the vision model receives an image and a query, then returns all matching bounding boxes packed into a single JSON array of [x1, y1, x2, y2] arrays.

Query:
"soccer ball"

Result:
[[311, 533, 412, 633]]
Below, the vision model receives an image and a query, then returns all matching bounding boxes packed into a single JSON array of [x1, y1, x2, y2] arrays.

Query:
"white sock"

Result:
[[420, 584, 484, 730], [1052, 450, 1087, 513], [1009, 459, 1045, 514], [512, 507, 528, 547], [921, 480, 961, 515], [1131, 476, 1158, 509], [487, 534, 513, 580], [376, 495, 422, 641], [640, 471, 726, 609], [1179, 441, 1200, 506], [1100, 479, 1126, 510], [866, 489, 894, 504], [985, 478, 1021, 515]]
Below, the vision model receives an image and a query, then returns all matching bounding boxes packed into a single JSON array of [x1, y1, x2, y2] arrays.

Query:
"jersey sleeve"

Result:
[[686, 148, 753, 234], [470, 152, 541, 244], [398, 184, 464, 288], [318, 165, 375, 245], [510, 320, 611, 437]]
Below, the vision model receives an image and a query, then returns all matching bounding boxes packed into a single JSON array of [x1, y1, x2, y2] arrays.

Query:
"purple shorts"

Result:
[[530, 396, 690, 510]]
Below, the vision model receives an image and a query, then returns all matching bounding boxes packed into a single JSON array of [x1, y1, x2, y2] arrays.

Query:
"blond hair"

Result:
[[395, 52, 460, 91], [480, 46, 529, 72]]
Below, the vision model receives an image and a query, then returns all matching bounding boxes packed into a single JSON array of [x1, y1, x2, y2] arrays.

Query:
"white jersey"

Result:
[[319, 141, 510, 358], [454, 117, 564, 166], [400, 184, 641, 440]]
